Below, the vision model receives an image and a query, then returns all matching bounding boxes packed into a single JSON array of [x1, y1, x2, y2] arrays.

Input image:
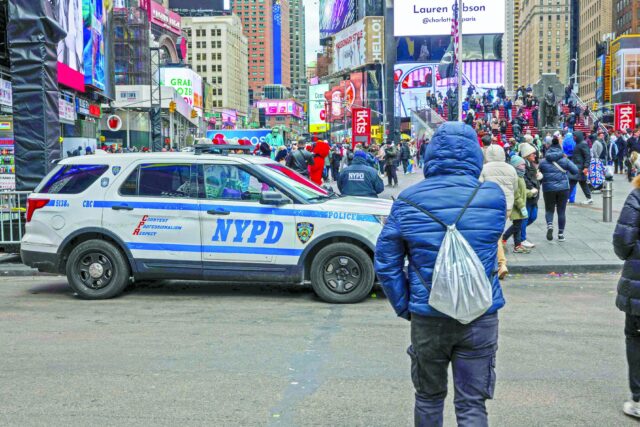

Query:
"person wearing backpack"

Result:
[[375, 122, 506, 427], [538, 136, 579, 242]]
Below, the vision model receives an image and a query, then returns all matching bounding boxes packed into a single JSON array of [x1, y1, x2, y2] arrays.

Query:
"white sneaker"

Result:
[[581, 199, 594, 205], [623, 400, 640, 418], [521, 240, 535, 249]]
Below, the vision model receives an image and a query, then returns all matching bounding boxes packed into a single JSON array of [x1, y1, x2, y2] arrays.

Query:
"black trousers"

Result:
[[626, 314, 640, 402], [410, 313, 498, 427], [543, 189, 570, 232], [386, 163, 398, 185], [615, 157, 624, 174], [502, 219, 524, 246], [569, 179, 591, 200], [330, 163, 340, 182], [402, 159, 409, 173]]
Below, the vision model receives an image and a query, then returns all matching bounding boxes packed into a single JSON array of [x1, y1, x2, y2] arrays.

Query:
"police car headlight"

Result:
[[374, 215, 388, 225]]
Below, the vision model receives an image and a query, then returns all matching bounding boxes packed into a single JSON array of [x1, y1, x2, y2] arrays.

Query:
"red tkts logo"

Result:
[[133, 215, 149, 236]]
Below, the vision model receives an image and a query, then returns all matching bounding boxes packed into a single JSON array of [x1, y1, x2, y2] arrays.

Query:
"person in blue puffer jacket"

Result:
[[538, 136, 579, 242], [374, 122, 506, 427]]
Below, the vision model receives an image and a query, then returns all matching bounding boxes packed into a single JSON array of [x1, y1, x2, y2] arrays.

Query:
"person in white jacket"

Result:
[[480, 144, 519, 279]]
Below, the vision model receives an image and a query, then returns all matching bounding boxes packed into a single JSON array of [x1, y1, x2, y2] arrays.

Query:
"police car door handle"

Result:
[[206, 209, 230, 216], [112, 205, 134, 211]]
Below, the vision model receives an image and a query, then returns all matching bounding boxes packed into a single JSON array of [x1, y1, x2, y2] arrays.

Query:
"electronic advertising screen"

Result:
[[168, 0, 231, 13], [57, 0, 85, 92], [82, 0, 106, 91], [393, 0, 505, 37], [319, 0, 356, 40]]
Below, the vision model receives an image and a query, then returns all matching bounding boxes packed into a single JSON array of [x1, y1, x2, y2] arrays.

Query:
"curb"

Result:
[[508, 262, 623, 274], [0, 263, 55, 277]]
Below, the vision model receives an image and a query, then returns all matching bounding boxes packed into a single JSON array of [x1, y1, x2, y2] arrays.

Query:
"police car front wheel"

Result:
[[310, 243, 374, 304], [66, 240, 130, 299]]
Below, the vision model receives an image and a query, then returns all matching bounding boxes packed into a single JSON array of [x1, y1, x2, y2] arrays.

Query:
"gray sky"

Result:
[[304, 0, 320, 65]]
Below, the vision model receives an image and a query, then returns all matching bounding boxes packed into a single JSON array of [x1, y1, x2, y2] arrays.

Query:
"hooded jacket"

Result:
[[539, 145, 579, 192], [374, 122, 506, 319], [613, 177, 640, 315], [479, 144, 518, 209], [571, 131, 591, 181], [337, 156, 384, 198]]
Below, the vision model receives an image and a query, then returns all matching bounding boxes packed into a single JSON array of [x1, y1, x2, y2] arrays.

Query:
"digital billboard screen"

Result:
[[57, 0, 85, 92], [309, 84, 330, 133], [319, 0, 356, 39], [168, 0, 231, 12], [393, 0, 505, 37], [83, 0, 106, 91]]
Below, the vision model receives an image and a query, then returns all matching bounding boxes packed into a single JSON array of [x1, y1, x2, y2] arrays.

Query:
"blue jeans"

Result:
[[520, 201, 538, 241], [569, 184, 577, 203], [410, 313, 499, 427]]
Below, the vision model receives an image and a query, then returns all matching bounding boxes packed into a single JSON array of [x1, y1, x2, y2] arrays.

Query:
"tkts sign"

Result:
[[615, 104, 637, 132], [352, 107, 371, 147]]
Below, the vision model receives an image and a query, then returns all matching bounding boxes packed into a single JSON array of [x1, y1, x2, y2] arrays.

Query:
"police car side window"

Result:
[[38, 164, 109, 194], [202, 164, 275, 201], [119, 163, 191, 198]]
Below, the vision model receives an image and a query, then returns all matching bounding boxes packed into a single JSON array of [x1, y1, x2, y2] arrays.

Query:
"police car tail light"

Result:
[[26, 198, 50, 223]]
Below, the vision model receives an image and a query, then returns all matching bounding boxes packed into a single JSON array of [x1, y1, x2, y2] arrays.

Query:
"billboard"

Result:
[[147, 0, 182, 35], [394, 61, 504, 117], [332, 17, 384, 73], [255, 100, 304, 118], [324, 72, 366, 121], [57, 0, 85, 91], [615, 104, 637, 132], [83, 0, 106, 91], [393, 0, 506, 37], [205, 129, 271, 145], [160, 68, 203, 113], [309, 84, 330, 133], [319, 0, 356, 39], [273, 1, 282, 84], [168, 0, 231, 13]]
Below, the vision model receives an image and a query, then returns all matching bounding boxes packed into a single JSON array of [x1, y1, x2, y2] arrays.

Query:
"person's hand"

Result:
[[530, 188, 539, 195]]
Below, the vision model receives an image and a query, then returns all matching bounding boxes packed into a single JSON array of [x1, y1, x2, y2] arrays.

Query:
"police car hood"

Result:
[[321, 196, 392, 216]]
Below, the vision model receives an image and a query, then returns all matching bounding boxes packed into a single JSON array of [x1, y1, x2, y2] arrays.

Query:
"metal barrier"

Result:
[[0, 191, 29, 253]]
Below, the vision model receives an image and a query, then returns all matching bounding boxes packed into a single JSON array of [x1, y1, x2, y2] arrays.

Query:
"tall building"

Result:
[[289, 0, 306, 102], [518, 0, 571, 86], [577, 0, 612, 103], [613, 0, 640, 36], [182, 15, 249, 116], [232, 0, 291, 98], [505, 0, 521, 93]]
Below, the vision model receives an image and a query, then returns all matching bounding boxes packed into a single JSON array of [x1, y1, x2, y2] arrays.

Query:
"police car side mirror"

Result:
[[260, 191, 291, 206]]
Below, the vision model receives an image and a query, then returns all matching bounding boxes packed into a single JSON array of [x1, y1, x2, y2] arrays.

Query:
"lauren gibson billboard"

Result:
[[394, 0, 505, 37]]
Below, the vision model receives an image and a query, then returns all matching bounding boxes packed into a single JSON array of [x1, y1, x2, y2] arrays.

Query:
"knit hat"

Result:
[[353, 150, 368, 160], [519, 143, 536, 158], [510, 155, 525, 168], [523, 134, 534, 144]]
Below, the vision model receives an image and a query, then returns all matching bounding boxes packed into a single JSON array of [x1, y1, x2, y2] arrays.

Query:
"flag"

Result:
[[438, 0, 459, 79]]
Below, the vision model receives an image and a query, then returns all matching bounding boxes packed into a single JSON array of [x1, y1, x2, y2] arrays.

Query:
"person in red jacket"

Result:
[[309, 140, 330, 185]]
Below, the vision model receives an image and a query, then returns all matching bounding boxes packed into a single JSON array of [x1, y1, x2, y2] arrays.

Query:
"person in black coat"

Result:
[[570, 130, 592, 204], [613, 177, 640, 418], [399, 142, 411, 174], [337, 151, 384, 197]]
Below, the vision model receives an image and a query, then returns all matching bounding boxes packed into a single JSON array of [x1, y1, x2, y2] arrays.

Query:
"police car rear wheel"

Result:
[[66, 240, 130, 299], [310, 243, 374, 304]]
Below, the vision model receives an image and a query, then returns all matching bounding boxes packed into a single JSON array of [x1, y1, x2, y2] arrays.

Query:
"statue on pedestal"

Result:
[[543, 86, 558, 128]]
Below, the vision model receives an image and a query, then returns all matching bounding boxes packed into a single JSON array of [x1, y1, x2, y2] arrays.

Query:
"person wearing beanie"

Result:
[[337, 149, 384, 197], [502, 156, 531, 253], [480, 144, 518, 277], [538, 137, 579, 241], [519, 142, 541, 248]]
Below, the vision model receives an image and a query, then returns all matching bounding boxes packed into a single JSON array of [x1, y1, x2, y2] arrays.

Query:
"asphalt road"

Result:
[[0, 273, 636, 426]]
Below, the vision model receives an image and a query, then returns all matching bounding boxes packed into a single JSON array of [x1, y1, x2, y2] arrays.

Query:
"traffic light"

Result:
[[191, 109, 197, 118], [593, 102, 598, 111], [169, 101, 176, 113]]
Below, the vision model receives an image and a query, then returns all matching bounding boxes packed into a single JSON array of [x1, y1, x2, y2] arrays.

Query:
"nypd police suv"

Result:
[[21, 152, 391, 303]]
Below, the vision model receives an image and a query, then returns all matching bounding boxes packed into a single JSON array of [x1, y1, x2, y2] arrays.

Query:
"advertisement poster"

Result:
[[319, 0, 356, 39], [59, 96, 77, 124], [309, 84, 330, 133], [0, 78, 12, 108], [272, 1, 282, 84], [255, 101, 304, 118], [352, 108, 371, 146], [331, 17, 384, 74], [324, 72, 366, 121], [205, 130, 271, 145], [393, 0, 505, 37], [161, 68, 204, 114], [615, 104, 637, 132], [57, 0, 85, 92], [83, 0, 106, 91]]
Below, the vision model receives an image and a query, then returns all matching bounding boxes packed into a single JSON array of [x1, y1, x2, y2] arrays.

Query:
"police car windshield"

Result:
[[258, 165, 330, 203]]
